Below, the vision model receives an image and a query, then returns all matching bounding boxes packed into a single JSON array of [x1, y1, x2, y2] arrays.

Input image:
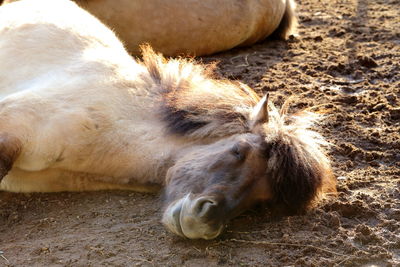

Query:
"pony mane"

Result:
[[262, 105, 335, 212], [140, 45, 260, 139]]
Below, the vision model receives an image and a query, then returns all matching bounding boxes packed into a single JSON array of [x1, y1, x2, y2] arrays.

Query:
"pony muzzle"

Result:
[[162, 194, 225, 239]]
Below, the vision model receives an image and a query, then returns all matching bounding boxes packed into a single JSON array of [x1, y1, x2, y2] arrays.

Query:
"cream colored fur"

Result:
[[72, 0, 297, 56], [0, 0, 193, 192]]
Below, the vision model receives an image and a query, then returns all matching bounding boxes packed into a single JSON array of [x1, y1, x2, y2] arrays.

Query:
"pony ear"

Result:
[[249, 93, 269, 130]]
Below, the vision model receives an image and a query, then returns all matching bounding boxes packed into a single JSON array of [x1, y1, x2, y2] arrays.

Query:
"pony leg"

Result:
[[0, 133, 22, 182], [0, 168, 161, 193]]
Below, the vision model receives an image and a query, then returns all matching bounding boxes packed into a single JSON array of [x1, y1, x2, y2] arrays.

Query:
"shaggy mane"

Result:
[[140, 45, 260, 139], [262, 105, 335, 212]]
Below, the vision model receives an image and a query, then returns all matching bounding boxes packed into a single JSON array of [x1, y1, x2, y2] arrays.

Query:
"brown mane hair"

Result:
[[140, 45, 260, 139], [261, 106, 335, 212]]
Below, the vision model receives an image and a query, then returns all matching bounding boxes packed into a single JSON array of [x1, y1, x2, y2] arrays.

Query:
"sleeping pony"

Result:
[[0, 0, 335, 239]]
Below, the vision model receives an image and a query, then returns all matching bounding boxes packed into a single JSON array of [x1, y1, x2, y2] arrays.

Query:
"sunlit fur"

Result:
[[2, 0, 298, 56], [0, 0, 334, 239], [260, 105, 336, 211], [141, 45, 260, 139]]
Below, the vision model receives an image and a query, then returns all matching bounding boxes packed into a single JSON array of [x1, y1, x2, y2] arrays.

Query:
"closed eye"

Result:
[[231, 146, 242, 160], [230, 142, 249, 162]]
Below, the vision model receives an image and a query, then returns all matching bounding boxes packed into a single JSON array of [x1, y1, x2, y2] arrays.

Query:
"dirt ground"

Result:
[[1, 0, 399, 266]]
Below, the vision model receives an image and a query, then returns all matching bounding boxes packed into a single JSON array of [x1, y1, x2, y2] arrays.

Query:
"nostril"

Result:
[[194, 198, 218, 217]]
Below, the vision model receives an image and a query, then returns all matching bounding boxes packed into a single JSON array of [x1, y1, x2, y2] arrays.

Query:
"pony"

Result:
[[1, 0, 298, 56], [0, 0, 335, 239]]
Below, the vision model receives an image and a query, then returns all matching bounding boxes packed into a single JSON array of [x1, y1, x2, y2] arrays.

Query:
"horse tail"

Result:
[[271, 0, 298, 39]]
